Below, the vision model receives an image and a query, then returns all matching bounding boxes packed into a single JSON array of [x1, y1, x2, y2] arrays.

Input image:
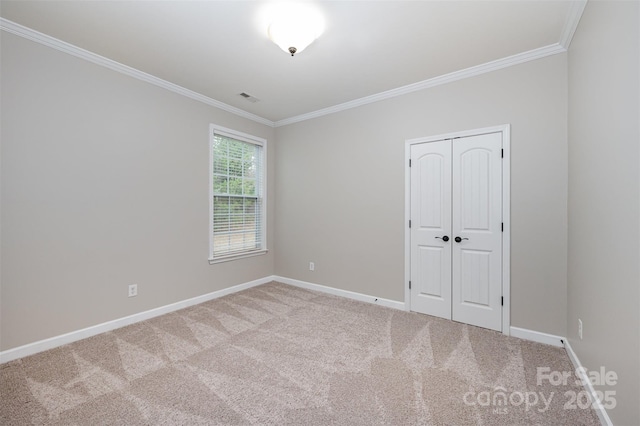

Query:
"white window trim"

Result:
[[208, 124, 267, 264]]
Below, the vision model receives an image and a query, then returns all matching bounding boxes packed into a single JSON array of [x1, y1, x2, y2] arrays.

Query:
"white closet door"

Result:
[[451, 132, 503, 331], [409, 132, 503, 332], [410, 140, 452, 320]]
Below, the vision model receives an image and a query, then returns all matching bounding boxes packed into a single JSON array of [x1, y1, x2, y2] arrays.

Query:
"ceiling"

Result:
[[0, 1, 576, 125]]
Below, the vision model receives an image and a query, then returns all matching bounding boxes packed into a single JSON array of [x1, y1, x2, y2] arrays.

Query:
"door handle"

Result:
[[435, 236, 449, 242], [454, 236, 469, 243]]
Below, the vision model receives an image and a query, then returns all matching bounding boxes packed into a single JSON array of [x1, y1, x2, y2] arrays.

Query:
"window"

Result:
[[209, 125, 266, 263]]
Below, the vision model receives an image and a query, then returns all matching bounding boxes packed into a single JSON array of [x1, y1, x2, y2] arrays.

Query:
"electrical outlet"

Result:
[[128, 284, 138, 298], [578, 319, 583, 340], [309, 262, 315, 271]]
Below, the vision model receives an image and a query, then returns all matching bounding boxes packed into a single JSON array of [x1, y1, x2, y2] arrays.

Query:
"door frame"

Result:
[[404, 124, 511, 335]]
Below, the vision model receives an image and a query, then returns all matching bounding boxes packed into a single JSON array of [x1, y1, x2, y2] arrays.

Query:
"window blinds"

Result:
[[211, 133, 264, 258]]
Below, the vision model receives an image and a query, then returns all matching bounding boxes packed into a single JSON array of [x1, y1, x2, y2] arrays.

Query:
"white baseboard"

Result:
[[0, 276, 276, 364], [509, 326, 565, 347], [274, 275, 406, 311], [509, 328, 610, 425], [564, 340, 613, 426], [0, 275, 615, 426], [1, 275, 403, 363]]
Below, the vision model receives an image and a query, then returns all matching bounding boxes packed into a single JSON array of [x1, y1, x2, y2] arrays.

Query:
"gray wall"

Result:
[[5, 10, 638, 424], [275, 54, 569, 336], [0, 33, 276, 351], [567, 1, 639, 425]]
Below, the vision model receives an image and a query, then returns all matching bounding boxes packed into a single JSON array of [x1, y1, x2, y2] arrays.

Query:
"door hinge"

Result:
[[409, 159, 412, 167], [409, 281, 412, 290], [501, 296, 504, 306], [501, 149, 504, 158], [501, 222, 504, 232], [409, 220, 412, 228]]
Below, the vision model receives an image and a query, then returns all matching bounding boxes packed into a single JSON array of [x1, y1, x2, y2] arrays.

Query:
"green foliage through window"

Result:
[[211, 132, 264, 258]]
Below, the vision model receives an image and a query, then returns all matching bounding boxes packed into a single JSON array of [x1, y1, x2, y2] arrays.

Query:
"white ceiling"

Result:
[[0, 1, 576, 124]]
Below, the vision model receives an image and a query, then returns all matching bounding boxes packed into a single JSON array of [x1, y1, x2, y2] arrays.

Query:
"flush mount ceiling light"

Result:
[[267, 3, 324, 56]]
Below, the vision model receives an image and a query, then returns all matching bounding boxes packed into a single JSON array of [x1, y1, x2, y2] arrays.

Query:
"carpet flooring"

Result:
[[1, 281, 600, 425]]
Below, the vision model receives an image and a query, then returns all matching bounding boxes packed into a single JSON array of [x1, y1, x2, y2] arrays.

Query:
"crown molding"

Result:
[[2, 9, 579, 130], [274, 43, 566, 127], [0, 18, 276, 128], [559, 0, 588, 49]]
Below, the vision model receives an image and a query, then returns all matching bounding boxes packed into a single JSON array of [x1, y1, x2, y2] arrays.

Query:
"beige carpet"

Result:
[[1, 281, 600, 425]]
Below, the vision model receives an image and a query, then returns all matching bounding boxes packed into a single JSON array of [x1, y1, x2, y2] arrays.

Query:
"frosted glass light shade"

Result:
[[267, 4, 324, 56]]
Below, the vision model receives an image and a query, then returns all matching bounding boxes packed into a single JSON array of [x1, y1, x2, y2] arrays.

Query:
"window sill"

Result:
[[208, 249, 268, 265]]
